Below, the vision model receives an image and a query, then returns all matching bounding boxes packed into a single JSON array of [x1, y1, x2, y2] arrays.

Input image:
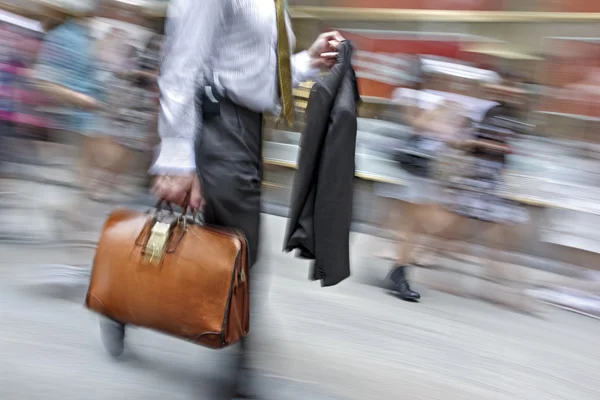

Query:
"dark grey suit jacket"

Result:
[[284, 41, 360, 287]]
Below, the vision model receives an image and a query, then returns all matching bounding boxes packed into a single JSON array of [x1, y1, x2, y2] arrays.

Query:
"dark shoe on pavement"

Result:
[[389, 265, 421, 301], [232, 366, 260, 399], [100, 318, 125, 358], [233, 392, 259, 399]]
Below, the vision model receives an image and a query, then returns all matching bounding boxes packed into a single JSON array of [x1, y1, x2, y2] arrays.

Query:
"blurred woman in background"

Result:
[[0, 24, 23, 150], [380, 58, 508, 302], [34, 4, 103, 228], [437, 74, 531, 306], [377, 57, 469, 301], [91, 31, 162, 200]]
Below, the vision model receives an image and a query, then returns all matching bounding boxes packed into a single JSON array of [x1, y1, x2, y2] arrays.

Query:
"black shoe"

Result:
[[233, 392, 259, 399], [232, 341, 259, 399], [389, 265, 421, 301], [100, 318, 125, 358], [233, 380, 259, 398]]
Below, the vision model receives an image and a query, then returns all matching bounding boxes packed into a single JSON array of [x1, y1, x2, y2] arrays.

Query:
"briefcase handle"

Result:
[[135, 199, 204, 260], [151, 199, 175, 219], [152, 199, 204, 225]]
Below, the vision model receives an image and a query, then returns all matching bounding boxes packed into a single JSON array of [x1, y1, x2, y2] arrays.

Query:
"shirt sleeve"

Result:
[[291, 51, 320, 87], [151, 0, 226, 175]]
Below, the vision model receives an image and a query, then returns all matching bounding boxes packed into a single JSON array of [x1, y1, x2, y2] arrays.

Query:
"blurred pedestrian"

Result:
[[91, 30, 161, 200], [33, 2, 103, 228], [377, 57, 452, 301], [439, 73, 531, 303], [0, 24, 21, 152]]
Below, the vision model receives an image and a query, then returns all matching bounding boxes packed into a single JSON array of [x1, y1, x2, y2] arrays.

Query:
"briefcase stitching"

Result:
[[220, 247, 242, 347]]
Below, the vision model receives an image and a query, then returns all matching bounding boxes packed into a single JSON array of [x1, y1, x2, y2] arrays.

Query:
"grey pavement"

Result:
[[2, 213, 600, 400], [2, 139, 600, 399]]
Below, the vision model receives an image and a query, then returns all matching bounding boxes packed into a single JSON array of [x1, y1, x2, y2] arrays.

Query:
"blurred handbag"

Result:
[[86, 202, 250, 349], [434, 146, 475, 186], [394, 134, 442, 178]]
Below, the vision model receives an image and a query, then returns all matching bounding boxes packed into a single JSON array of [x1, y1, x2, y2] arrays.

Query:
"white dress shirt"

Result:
[[153, 0, 319, 174]]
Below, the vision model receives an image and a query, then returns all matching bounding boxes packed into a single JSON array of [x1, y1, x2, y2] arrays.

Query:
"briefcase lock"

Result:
[[144, 221, 173, 265]]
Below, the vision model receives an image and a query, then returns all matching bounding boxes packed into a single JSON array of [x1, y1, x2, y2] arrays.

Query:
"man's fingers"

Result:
[[320, 52, 338, 59], [324, 58, 336, 68], [151, 176, 167, 199], [327, 40, 341, 50], [150, 177, 160, 196], [164, 186, 187, 207], [321, 31, 344, 43], [151, 175, 194, 207], [173, 191, 188, 208], [189, 176, 203, 209]]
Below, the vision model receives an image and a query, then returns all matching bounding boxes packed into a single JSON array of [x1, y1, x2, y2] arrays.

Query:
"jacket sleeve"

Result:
[[151, 0, 226, 175]]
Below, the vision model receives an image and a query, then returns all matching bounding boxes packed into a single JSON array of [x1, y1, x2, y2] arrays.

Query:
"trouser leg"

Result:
[[195, 97, 263, 398]]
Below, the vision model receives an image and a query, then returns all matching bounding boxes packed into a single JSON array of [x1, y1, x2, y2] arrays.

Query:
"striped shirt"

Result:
[[154, 0, 318, 174], [34, 19, 100, 133]]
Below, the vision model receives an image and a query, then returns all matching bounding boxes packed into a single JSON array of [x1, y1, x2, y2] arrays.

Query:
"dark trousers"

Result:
[[195, 96, 263, 267], [195, 96, 263, 397]]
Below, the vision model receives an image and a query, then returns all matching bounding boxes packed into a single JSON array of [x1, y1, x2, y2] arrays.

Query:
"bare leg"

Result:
[[102, 139, 133, 198], [416, 206, 468, 267], [389, 202, 421, 301], [393, 203, 461, 268], [483, 222, 506, 282], [480, 221, 523, 309], [396, 202, 419, 266], [370, 197, 402, 261], [54, 134, 99, 231], [496, 222, 535, 313], [79, 135, 99, 197], [88, 137, 132, 202], [410, 206, 474, 297]]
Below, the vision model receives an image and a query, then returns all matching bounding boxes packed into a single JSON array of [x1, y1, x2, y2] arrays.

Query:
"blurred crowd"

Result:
[[0, 19, 46, 142], [0, 8, 161, 177]]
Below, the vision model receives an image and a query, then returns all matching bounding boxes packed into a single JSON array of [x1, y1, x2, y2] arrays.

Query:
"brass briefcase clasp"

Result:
[[144, 220, 174, 265]]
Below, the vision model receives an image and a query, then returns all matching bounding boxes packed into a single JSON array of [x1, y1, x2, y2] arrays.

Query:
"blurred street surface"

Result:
[[2, 132, 600, 400], [2, 206, 600, 399]]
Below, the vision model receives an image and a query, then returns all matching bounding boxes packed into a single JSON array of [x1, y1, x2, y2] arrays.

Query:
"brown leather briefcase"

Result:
[[85, 205, 250, 349]]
